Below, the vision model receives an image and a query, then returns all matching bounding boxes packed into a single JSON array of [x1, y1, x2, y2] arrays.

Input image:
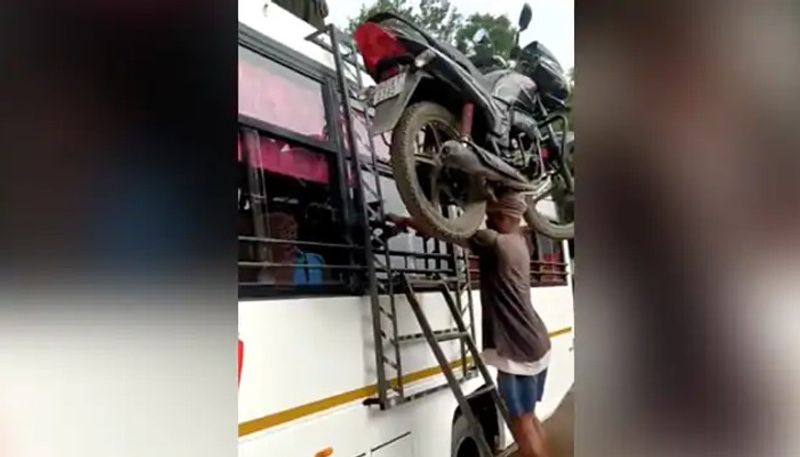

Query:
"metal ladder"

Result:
[[305, 25, 515, 456], [306, 24, 405, 408], [399, 273, 515, 457]]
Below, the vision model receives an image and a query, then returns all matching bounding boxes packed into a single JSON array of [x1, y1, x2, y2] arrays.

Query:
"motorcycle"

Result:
[[354, 3, 574, 242]]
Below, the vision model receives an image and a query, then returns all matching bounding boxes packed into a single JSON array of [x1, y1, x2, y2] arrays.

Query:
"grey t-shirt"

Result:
[[470, 229, 551, 363]]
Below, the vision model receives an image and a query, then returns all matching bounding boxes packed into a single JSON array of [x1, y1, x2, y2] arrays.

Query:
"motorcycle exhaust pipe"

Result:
[[440, 140, 532, 191], [441, 140, 493, 176]]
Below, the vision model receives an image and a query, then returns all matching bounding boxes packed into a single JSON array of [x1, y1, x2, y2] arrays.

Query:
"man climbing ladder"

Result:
[[388, 192, 552, 457]]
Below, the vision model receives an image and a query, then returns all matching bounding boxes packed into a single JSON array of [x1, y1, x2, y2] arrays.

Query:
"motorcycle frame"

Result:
[[460, 103, 475, 137]]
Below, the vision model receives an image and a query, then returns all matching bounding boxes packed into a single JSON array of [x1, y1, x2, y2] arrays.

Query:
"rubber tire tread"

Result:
[[390, 102, 486, 244], [523, 138, 574, 240]]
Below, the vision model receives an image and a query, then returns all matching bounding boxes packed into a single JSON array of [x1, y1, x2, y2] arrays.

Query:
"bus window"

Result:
[[533, 232, 568, 285], [238, 129, 355, 296], [238, 45, 328, 139]]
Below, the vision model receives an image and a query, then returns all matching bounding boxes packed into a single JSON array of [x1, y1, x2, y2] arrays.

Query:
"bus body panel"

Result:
[[239, 286, 573, 455]]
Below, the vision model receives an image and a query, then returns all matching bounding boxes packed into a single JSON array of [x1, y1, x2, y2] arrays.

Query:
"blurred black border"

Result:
[[0, 3, 237, 280], [0, 2, 238, 456]]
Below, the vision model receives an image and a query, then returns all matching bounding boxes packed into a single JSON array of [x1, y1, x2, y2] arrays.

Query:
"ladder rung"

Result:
[[389, 385, 403, 395], [365, 205, 381, 221], [398, 369, 480, 404], [435, 331, 469, 342], [382, 356, 398, 370], [465, 383, 496, 400], [362, 183, 381, 201], [400, 382, 452, 403], [373, 369, 479, 409], [378, 306, 394, 320], [396, 328, 460, 343], [400, 277, 452, 288], [359, 162, 377, 174]]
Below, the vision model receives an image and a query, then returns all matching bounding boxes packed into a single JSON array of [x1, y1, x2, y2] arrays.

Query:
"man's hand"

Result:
[[384, 212, 470, 248]]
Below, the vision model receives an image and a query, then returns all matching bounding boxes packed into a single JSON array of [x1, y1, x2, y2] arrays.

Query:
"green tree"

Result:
[[346, 0, 413, 35], [417, 0, 463, 44], [345, 0, 463, 44], [455, 13, 517, 59]]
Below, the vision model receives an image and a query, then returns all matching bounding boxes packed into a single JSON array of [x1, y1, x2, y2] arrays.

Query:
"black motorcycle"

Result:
[[354, 4, 574, 242]]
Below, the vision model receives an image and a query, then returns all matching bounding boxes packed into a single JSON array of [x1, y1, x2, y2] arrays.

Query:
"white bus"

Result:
[[237, 1, 574, 456]]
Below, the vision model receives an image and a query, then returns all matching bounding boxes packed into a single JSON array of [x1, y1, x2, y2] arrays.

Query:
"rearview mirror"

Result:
[[472, 28, 489, 44], [519, 4, 532, 31]]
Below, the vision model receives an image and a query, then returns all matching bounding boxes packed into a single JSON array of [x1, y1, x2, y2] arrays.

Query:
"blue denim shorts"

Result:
[[497, 369, 548, 417]]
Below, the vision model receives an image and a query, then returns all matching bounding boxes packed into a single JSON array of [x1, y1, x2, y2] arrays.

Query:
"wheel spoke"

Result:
[[415, 130, 426, 155], [429, 168, 442, 212], [414, 153, 437, 165], [531, 179, 555, 202], [430, 125, 443, 153], [440, 182, 456, 203], [413, 127, 438, 165]]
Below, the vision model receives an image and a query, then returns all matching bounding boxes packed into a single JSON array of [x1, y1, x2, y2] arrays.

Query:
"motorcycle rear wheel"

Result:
[[524, 199, 574, 240], [390, 102, 486, 244]]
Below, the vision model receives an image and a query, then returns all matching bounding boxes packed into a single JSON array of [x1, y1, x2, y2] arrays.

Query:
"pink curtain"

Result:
[[238, 47, 327, 139], [237, 135, 330, 184]]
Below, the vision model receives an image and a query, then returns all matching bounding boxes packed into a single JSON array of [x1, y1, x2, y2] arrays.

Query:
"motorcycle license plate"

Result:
[[372, 72, 406, 105]]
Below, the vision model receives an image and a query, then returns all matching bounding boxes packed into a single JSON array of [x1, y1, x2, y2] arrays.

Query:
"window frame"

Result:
[[238, 24, 362, 300], [530, 230, 570, 287]]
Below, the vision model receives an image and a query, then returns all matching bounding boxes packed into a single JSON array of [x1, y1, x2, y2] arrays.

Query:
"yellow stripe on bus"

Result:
[[238, 326, 573, 437]]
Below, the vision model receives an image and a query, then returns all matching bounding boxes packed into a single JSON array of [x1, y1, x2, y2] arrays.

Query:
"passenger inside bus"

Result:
[[238, 192, 333, 287], [264, 211, 324, 285], [238, 133, 353, 291]]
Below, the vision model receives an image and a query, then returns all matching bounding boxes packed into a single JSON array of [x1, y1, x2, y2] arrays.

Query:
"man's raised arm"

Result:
[[386, 213, 497, 249]]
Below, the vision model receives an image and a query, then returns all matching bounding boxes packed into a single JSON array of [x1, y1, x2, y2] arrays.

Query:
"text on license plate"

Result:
[[373, 73, 406, 105]]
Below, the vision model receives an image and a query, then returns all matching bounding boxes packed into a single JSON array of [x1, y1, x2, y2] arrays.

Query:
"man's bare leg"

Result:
[[511, 413, 551, 457], [532, 414, 548, 444]]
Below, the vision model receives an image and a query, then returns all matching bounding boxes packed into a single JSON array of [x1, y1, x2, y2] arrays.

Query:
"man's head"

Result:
[[267, 212, 299, 259], [486, 192, 527, 233]]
